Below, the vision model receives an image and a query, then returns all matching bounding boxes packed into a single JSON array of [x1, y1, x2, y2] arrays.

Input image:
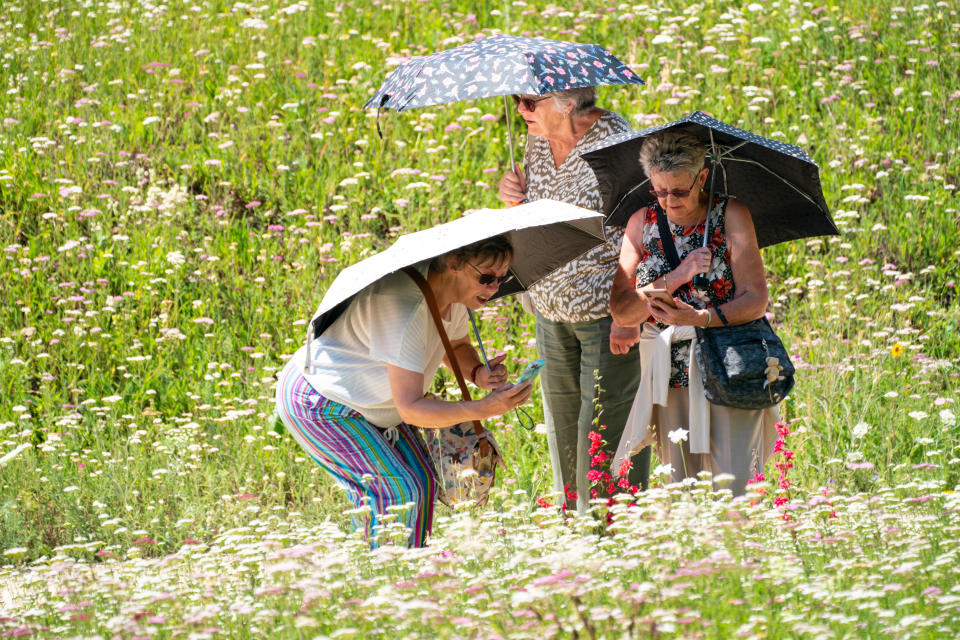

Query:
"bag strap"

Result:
[[402, 267, 485, 433], [654, 203, 731, 328], [655, 203, 683, 271]]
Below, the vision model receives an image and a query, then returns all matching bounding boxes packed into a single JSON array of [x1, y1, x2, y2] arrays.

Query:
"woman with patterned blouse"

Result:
[[498, 87, 650, 512], [609, 130, 777, 496]]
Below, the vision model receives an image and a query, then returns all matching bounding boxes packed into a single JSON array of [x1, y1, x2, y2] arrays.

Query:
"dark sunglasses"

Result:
[[467, 262, 513, 287], [649, 174, 700, 199], [511, 94, 551, 112]]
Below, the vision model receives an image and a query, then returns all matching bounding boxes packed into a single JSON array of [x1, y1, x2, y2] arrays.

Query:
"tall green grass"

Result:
[[0, 0, 958, 635]]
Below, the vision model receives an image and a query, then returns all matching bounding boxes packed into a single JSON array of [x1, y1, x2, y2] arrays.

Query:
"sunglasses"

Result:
[[511, 94, 551, 112], [649, 174, 700, 199], [467, 261, 514, 287]]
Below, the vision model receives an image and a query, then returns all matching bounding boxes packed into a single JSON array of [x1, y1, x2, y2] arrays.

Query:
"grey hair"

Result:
[[550, 86, 597, 117], [429, 234, 513, 273], [638, 130, 708, 177]]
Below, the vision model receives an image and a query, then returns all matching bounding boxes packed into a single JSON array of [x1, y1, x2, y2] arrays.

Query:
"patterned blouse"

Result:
[[636, 196, 736, 388], [524, 111, 632, 323]]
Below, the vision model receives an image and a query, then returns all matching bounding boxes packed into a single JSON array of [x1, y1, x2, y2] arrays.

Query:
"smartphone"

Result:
[[516, 359, 546, 384], [642, 288, 677, 308]]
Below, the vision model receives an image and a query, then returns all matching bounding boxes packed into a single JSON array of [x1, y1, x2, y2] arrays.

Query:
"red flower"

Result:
[[588, 430, 605, 455], [590, 452, 610, 467]]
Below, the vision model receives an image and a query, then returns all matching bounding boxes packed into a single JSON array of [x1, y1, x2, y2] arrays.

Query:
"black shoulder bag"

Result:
[[655, 204, 795, 409]]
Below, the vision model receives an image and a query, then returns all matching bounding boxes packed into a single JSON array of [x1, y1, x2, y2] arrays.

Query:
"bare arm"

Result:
[[715, 199, 768, 324], [387, 364, 531, 428], [610, 210, 654, 327]]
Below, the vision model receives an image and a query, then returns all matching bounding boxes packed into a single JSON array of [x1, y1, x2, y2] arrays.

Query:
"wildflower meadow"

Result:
[[1, 0, 958, 637]]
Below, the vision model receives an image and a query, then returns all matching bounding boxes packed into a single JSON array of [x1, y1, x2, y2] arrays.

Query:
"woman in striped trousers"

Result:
[[275, 237, 532, 547]]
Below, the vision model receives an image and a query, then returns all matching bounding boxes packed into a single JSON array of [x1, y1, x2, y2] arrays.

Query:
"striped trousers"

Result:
[[275, 364, 439, 548]]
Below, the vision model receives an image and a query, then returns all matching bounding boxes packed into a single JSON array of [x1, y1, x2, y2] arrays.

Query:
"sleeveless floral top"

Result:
[[636, 195, 736, 388]]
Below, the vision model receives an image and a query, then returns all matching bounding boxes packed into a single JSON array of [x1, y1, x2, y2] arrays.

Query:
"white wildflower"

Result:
[[852, 422, 871, 438]]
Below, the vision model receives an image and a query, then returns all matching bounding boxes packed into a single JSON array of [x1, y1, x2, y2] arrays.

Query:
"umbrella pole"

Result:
[[703, 159, 717, 248], [504, 95, 517, 173], [693, 144, 719, 291], [469, 310, 491, 372], [703, 132, 719, 249]]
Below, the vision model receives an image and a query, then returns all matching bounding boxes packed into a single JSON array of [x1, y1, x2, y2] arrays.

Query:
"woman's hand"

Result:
[[497, 163, 527, 206], [609, 321, 640, 355], [389, 364, 531, 427], [482, 381, 533, 415], [674, 247, 713, 285], [648, 296, 709, 328], [474, 353, 508, 390]]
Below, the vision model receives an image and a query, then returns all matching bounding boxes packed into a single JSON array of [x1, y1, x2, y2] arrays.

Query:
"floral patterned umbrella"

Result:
[[581, 110, 838, 248], [364, 34, 644, 166], [365, 33, 643, 112]]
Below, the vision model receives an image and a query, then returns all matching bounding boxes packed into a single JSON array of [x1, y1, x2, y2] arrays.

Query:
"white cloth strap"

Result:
[[613, 323, 711, 476]]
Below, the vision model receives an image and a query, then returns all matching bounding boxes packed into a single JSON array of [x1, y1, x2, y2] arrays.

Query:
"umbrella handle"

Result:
[[502, 96, 530, 205], [503, 95, 518, 178], [469, 310, 491, 371], [470, 307, 535, 430], [375, 95, 389, 139], [692, 158, 718, 290]]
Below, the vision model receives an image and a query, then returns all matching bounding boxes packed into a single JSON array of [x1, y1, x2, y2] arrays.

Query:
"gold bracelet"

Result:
[[704, 309, 712, 328]]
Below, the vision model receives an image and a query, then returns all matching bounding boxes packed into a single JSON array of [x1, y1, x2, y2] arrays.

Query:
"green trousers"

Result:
[[535, 311, 650, 513]]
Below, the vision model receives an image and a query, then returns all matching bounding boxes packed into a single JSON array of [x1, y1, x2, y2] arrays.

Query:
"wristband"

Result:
[[470, 363, 483, 384]]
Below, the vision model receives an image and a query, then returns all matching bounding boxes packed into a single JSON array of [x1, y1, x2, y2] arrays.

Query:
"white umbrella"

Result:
[[307, 199, 606, 344]]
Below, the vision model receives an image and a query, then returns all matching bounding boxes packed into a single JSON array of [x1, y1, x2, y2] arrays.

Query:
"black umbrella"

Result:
[[581, 110, 838, 248]]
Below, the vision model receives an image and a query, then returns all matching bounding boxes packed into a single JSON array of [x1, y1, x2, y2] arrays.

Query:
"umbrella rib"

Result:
[[713, 140, 750, 159], [510, 266, 526, 291], [722, 156, 826, 211], [611, 178, 650, 214]]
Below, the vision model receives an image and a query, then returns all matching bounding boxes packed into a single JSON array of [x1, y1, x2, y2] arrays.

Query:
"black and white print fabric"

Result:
[[524, 111, 633, 323], [581, 110, 837, 248], [365, 34, 644, 111]]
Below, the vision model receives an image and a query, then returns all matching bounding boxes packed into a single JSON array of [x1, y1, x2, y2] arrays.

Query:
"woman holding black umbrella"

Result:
[[609, 130, 777, 496], [498, 87, 650, 511]]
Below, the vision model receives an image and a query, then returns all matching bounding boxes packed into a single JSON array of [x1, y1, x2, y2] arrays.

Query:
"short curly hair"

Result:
[[638, 130, 707, 177]]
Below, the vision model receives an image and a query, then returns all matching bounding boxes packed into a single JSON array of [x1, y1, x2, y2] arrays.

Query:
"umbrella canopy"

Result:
[[364, 34, 643, 169], [364, 33, 644, 112], [309, 200, 606, 338], [581, 110, 838, 248]]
